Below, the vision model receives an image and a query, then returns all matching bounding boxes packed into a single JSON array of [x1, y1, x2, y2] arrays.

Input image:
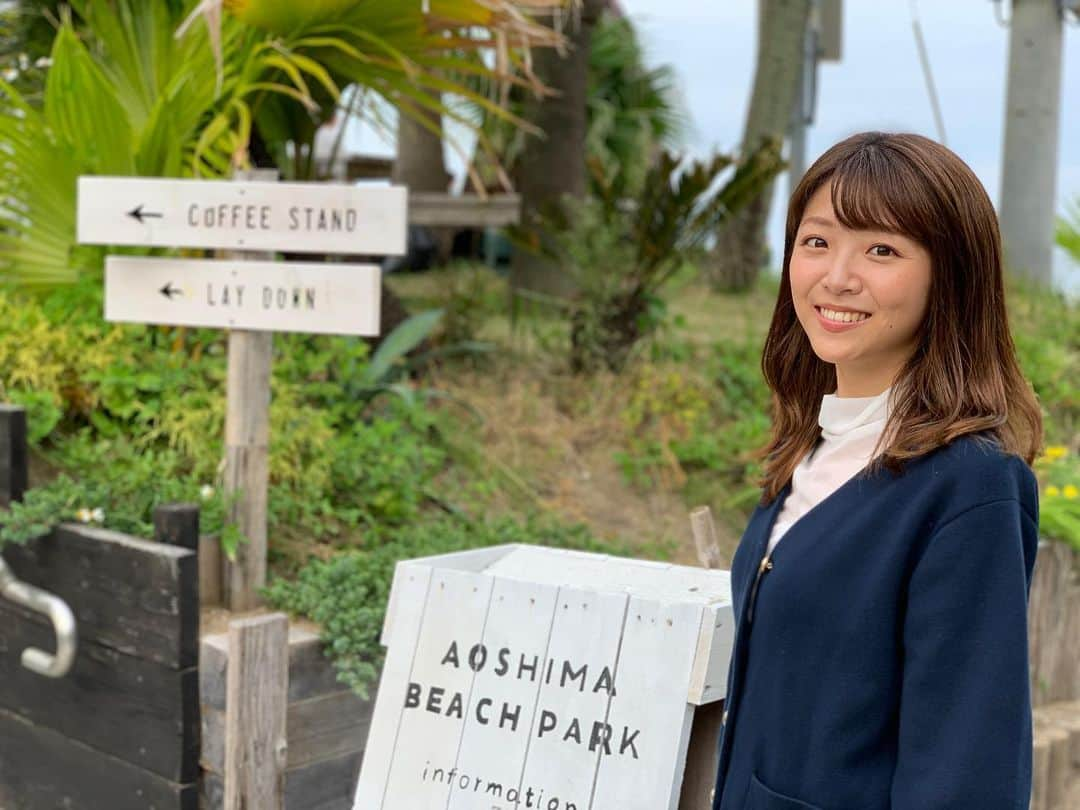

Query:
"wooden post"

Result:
[[224, 168, 278, 611], [678, 506, 726, 810], [0, 405, 28, 507], [225, 613, 288, 810], [690, 505, 723, 570], [153, 503, 199, 551], [154, 502, 221, 606]]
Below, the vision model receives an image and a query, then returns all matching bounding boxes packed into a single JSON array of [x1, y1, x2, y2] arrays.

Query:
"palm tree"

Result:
[[511, 0, 608, 298], [706, 0, 810, 292], [0, 0, 567, 288]]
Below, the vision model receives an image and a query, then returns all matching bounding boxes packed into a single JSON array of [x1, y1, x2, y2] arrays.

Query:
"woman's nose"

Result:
[[821, 250, 860, 293]]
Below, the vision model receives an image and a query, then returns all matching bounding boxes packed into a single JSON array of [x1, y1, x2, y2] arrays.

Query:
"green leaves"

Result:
[[361, 309, 445, 388], [512, 143, 783, 372], [1056, 195, 1080, 267]]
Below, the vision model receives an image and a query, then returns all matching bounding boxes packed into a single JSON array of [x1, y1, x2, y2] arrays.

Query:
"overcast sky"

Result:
[[625, 0, 1079, 295], [346, 0, 1079, 296]]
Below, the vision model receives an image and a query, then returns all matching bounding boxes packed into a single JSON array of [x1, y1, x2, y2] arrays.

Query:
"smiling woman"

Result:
[[788, 183, 933, 396], [711, 131, 1044, 810]]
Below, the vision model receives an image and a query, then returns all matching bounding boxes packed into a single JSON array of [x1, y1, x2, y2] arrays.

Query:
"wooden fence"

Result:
[[0, 521, 200, 809], [1029, 538, 1080, 810]]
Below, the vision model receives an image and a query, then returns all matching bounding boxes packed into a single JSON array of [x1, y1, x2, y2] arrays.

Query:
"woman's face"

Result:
[[789, 182, 933, 397]]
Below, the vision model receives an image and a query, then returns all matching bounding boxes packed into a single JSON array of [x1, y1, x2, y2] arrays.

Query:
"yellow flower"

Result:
[[1064, 485, 1079, 500], [1044, 446, 1068, 460], [1045, 486, 1060, 497]]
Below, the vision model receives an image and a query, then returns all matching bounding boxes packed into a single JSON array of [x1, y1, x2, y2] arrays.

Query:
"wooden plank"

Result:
[[446, 578, 559, 810], [200, 533, 224, 607], [203, 749, 364, 810], [516, 587, 629, 810], [105, 256, 382, 337], [381, 550, 515, 646], [225, 613, 289, 810], [380, 568, 495, 809], [482, 545, 729, 605], [0, 602, 198, 782], [285, 749, 364, 810], [1, 524, 198, 669], [591, 598, 704, 809], [677, 702, 725, 810], [0, 404, 28, 506], [203, 689, 373, 773], [201, 632, 230, 711], [288, 690, 374, 769], [287, 626, 351, 703], [77, 176, 407, 255], [352, 564, 432, 807], [154, 502, 200, 552], [408, 193, 521, 228], [0, 705, 196, 810], [202, 624, 349, 714], [686, 603, 735, 706], [1029, 539, 1080, 706], [689, 506, 722, 570], [223, 169, 276, 612]]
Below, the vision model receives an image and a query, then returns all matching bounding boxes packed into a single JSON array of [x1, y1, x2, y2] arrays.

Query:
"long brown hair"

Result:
[[755, 131, 1042, 504]]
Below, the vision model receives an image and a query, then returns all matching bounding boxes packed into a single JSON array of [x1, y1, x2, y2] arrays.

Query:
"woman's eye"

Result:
[[869, 244, 898, 257], [802, 236, 827, 249]]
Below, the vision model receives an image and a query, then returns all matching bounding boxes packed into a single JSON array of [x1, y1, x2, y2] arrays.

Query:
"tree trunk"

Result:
[[511, 0, 607, 299], [706, 0, 810, 292], [393, 90, 454, 263], [392, 91, 451, 194]]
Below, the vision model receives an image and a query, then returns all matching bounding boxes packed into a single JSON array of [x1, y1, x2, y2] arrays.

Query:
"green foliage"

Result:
[[0, 432, 241, 552], [0, 1, 307, 285], [361, 309, 444, 388], [1034, 447, 1080, 552], [0, 0, 552, 287], [469, 11, 684, 198], [513, 146, 783, 372], [586, 13, 685, 200], [268, 398, 448, 542], [264, 513, 633, 698], [433, 263, 505, 347], [1056, 195, 1080, 267], [0, 282, 468, 557], [1007, 275, 1079, 440]]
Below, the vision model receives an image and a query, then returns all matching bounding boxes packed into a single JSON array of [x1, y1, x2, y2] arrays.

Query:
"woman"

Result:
[[711, 132, 1042, 810]]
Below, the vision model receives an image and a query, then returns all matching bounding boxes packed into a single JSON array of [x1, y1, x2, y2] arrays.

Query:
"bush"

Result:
[[0, 432, 241, 553]]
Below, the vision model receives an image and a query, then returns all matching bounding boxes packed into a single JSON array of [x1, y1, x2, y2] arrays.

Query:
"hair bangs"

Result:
[[828, 146, 929, 243]]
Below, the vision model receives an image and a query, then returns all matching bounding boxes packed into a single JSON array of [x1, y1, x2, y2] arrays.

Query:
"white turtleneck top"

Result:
[[766, 385, 894, 554]]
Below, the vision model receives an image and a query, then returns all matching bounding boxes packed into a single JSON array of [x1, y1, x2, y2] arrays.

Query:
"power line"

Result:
[[909, 0, 947, 145]]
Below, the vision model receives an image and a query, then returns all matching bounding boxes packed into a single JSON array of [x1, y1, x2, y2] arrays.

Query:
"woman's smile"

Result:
[[814, 305, 872, 331]]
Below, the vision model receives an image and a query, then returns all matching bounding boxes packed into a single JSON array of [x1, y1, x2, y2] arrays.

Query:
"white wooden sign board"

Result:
[[355, 544, 734, 810], [105, 255, 381, 336], [77, 176, 407, 254]]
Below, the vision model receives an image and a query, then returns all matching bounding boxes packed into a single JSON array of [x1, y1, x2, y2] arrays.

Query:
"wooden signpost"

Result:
[[77, 175, 406, 254], [354, 544, 734, 810], [104, 256, 381, 336], [76, 171, 407, 610]]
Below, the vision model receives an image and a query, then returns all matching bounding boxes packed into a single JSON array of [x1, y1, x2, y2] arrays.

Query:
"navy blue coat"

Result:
[[712, 434, 1040, 810]]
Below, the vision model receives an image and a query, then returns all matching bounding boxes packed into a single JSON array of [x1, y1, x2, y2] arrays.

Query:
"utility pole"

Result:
[[788, 0, 842, 197], [999, 0, 1066, 285]]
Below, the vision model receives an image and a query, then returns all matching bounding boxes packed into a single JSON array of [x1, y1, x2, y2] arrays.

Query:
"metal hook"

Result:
[[0, 556, 77, 678]]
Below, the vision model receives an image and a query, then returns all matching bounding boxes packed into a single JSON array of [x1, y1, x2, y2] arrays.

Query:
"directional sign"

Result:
[[78, 176, 407, 255], [104, 256, 381, 336]]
